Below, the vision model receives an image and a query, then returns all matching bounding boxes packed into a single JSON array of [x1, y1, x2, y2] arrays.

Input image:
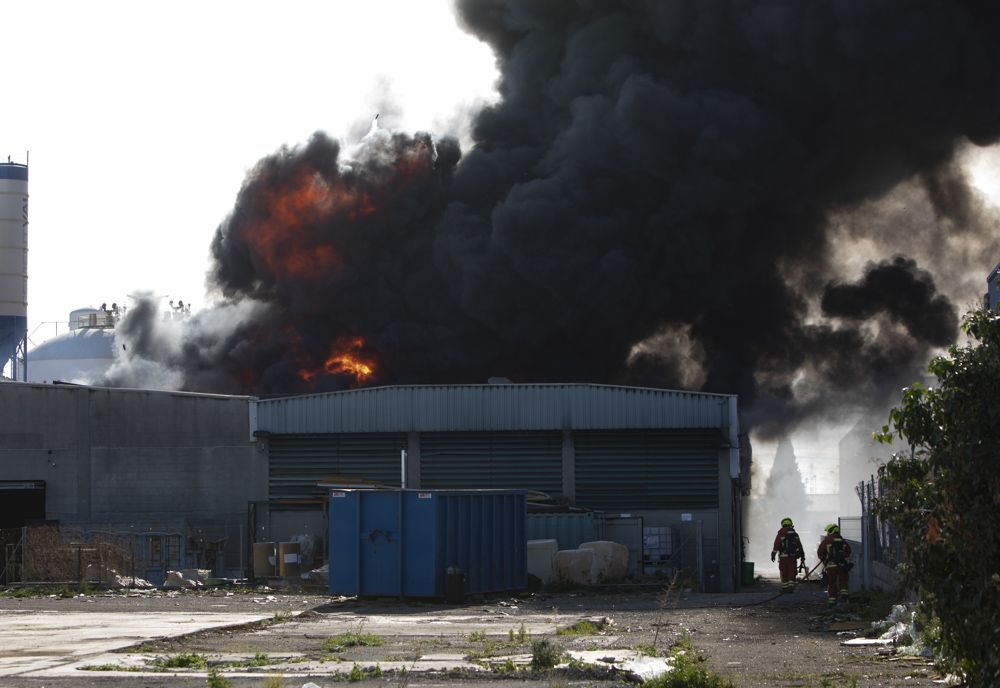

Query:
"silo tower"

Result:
[[0, 160, 28, 380]]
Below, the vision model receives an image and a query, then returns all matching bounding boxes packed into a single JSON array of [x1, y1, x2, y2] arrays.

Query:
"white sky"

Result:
[[3, 0, 499, 345]]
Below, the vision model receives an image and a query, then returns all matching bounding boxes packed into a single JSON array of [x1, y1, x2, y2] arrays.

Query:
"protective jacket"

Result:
[[818, 532, 852, 602], [772, 525, 803, 591], [817, 533, 852, 567], [772, 526, 804, 559]]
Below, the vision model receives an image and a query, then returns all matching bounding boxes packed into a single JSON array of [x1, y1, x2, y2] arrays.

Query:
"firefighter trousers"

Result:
[[779, 555, 797, 591], [825, 565, 848, 602]]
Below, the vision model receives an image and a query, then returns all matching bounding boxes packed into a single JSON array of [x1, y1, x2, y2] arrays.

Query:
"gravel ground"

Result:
[[1, 576, 941, 688]]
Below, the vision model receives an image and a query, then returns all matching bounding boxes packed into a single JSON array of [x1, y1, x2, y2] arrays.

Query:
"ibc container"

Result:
[[328, 489, 527, 598]]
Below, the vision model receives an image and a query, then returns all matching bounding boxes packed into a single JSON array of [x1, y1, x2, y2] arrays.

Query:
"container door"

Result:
[[358, 491, 402, 596], [328, 491, 360, 595]]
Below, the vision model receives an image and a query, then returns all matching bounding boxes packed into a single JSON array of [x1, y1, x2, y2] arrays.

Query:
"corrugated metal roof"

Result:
[[256, 383, 736, 434]]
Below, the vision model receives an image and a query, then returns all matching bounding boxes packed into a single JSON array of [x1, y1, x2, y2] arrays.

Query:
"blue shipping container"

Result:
[[328, 489, 527, 598]]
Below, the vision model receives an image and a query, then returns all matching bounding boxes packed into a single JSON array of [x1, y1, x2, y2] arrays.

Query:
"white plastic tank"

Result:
[[0, 162, 28, 378]]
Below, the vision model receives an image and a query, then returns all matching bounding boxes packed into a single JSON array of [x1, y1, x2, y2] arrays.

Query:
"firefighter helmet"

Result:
[[825, 523, 839, 534], [781, 517, 793, 527]]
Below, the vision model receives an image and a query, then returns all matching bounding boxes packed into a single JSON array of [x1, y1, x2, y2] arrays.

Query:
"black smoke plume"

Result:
[[109, 0, 1000, 433]]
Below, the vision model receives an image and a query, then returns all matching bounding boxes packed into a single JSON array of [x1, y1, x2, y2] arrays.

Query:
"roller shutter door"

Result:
[[575, 429, 722, 510], [420, 431, 562, 494], [268, 433, 407, 501]]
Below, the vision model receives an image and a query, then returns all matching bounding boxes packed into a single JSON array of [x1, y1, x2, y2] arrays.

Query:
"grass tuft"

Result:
[[152, 652, 208, 669], [556, 620, 601, 636], [325, 632, 383, 653]]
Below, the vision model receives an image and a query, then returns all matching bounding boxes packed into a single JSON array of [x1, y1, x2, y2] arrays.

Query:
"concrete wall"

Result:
[[0, 382, 263, 530]]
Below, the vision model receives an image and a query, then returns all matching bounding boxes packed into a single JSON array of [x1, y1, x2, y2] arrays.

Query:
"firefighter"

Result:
[[771, 517, 805, 593], [817, 523, 852, 604]]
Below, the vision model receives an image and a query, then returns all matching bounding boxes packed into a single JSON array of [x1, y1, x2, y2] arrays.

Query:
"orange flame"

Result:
[[297, 336, 376, 387], [245, 166, 375, 280]]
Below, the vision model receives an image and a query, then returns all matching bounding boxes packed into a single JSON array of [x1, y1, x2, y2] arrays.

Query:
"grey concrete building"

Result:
[[0, 381, 751, 590], [256, 383, 751, 592], [0, 382, 262, 580]]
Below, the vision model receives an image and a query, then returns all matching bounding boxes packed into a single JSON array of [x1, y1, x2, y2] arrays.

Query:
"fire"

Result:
[[322, 351, 374, 381], [244, 166, 375, 280], [297, 336, 376, 387]]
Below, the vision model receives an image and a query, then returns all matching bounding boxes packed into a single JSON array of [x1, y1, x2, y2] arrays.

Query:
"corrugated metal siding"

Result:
[[269, 433, 406, 501], [256, 384, 734, 434], [575, 429, 722, 510], [527, 512, 600, 550], [420, 431, 562, 493]]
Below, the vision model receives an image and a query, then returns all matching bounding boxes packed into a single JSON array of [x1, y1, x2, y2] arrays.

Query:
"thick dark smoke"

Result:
[[108, 0, 1000, 434], [822, 257, 958, 348]]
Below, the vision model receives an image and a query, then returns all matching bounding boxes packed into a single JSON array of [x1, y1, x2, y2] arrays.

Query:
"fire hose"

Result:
[[647, 560, 830, 613], [730, 560, 825, 607]]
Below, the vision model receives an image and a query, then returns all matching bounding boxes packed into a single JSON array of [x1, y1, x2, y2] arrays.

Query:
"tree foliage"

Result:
[[874, 309, 1000, 686]]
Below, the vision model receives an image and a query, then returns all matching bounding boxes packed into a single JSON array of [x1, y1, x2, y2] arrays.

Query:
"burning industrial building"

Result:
[[98, 0, 1000, 438], [7, 0, 1000, 599]]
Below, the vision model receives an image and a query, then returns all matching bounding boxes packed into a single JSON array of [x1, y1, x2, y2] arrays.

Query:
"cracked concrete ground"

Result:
[[0, 576, 941, 687]]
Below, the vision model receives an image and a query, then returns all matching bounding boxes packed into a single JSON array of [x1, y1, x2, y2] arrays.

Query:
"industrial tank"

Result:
[[0, 162, 28, 380], [26, 307, 120, 384]]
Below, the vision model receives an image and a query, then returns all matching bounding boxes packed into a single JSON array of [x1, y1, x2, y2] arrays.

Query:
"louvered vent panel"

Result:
[[268, 433, 406, 500], [575, 429, 722, 510], [420, 431, 562, 494]]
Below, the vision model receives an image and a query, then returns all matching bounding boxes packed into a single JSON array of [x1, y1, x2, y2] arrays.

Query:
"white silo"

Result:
[[0, 160, 28, 381]]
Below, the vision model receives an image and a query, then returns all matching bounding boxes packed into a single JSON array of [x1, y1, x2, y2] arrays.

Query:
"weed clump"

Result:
[[153, 652, 208, 669], [644, 634, 734, 688]]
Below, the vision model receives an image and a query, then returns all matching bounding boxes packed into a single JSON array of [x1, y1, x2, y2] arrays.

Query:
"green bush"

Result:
[[206, 668, 231, 688], [248, 652, 271, 666], [530, 638, 563, 671], [875, 309, 1000, 686]]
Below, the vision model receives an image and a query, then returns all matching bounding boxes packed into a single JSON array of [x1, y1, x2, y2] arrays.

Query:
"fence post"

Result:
[[695, 520, 705, 592], [21, 527, 28, 583]]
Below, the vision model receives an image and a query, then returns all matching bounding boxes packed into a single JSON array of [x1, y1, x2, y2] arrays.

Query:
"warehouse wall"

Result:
[[264, 427, 740, 591], [0, 382, 263, 529]]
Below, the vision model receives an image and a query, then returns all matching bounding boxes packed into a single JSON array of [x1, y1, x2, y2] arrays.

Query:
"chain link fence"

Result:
[[848, 475, 902, 591], [0, 523, 248, 587]]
